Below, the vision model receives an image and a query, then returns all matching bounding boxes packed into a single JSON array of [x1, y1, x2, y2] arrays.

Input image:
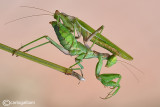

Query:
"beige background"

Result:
[[0, 0, 160, 107]]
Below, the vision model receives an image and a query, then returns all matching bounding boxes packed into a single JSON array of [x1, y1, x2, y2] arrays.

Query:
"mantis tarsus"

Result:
[[8, 6, 142, 99]]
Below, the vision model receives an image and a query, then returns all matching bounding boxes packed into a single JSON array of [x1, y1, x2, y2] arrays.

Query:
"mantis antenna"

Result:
[[5, 14, 53, 25], [117, 60, 144, 74], [118, 62, 139, 82], [20, 6, 54, 14], [5, 6, 55, 25], [117, 60, 143, 82]]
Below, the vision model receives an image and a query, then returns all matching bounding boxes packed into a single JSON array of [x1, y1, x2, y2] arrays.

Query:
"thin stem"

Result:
[[0, 43, 84, 80]]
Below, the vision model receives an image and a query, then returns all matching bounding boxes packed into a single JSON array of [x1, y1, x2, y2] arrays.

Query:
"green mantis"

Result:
[[10, 6, 135, 99], [13, 21, 121, 99]]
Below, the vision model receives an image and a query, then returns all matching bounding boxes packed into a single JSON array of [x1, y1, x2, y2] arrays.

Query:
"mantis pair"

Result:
[[11, 6, 135, 99]]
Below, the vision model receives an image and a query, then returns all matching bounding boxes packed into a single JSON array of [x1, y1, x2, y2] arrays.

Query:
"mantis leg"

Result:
[[96, 54, 121, 99], [69, 54, 85, 78], [69, 53, 85, 69], [13, 35, 70, 55], [23, 41, 50, 52], [83, 25, 104, 48]]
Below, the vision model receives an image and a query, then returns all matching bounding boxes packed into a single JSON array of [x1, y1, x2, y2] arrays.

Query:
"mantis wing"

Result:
[[76, 18, 133, 60]]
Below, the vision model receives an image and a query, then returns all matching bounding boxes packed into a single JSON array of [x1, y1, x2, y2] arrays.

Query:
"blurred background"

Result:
[[0, 0, 160, 107]]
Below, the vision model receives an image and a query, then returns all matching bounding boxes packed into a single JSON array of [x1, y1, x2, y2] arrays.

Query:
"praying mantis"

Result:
[[13, 21, 121, 99], [9, 6, 136, 99]]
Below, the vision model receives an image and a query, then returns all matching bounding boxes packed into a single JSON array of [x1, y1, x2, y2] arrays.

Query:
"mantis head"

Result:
[[105, 55, 117, 68]]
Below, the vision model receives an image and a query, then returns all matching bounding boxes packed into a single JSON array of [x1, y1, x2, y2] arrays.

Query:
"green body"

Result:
[[50, 21, 121, 99], [52, 21, 92, 57], [54, 10, 133, 60], [51, 21, 101, 64]]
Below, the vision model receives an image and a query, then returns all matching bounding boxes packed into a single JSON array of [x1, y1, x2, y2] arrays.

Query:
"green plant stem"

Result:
[[0, 43, 84, 80]]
